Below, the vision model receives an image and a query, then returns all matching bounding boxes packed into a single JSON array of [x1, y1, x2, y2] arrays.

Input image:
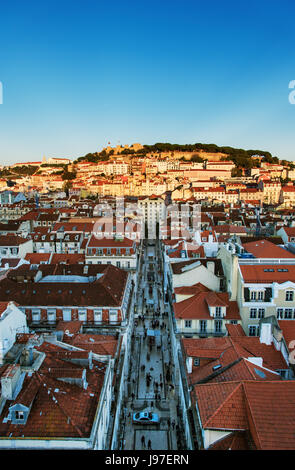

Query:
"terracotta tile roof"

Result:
[[226, 336, 287, 371], [56, 321, 83, 335], [226, 323, 246, 337], [52, 222, 95, 233], [183, 334, 287, 385], [0, 235, 30, 246], [0, 264, 128, 308], [174, 291, 240, 321], [50, 253, 85, 264], [240, 264, 295, 283], [87, 235, 134, 248], [0, 258, 21, 268], [24, 253, 51, 264], [242, 239, 295, 259], [208, 430, 256, 450], [174, 283, 210, 296], [208, 358, 281, 384], [194, 381, 247, 430], [281, 227, 295, 237], [243, 380, 295, 449], [278, 321, 295, 352], [0, 301, 10, 317], [194, 380, 295, 449], [213, 224, 247, 234], [0, 355, 106, 439], [168, 245, 205, 259], [62, 334, 118, 357], [205, 292, 228, 307]]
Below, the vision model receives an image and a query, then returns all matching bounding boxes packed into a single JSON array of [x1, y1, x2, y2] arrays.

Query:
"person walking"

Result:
[[148, 439, 152, 450], [141, 435, 146, 449]]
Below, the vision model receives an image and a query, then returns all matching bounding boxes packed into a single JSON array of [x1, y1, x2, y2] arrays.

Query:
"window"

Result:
[[15, 411, 24, 420], [215, 307, 222, 317], [47, 309, 56, 323], [250, 291, 256, 301], [200, 320, 207, 333], [250, 308, 257, 319], [257, 291, 264, 301], [94, 309, 102, 324], [286, 291, 294, 301], [109, 309, 118, 324], [277, 308, 284, 320], [215, 320, 222, 333], [285, 308, 293, 319], [116, 261, 120, 267], [249, 325, 258, 336], [32, 309, 41, 322], [184, 320, 192, 328], [193, 358, 200, 366], [78, 309, 87, 322], [258, 308, 265, 319]]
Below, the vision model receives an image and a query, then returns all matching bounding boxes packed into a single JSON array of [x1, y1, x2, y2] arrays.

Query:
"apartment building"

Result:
[[137, 196, 166, 239], [173, 287, 241, 338], [218, 238, 295, 336], [0, 263, 133, 327], [85, 236, 137, 270]]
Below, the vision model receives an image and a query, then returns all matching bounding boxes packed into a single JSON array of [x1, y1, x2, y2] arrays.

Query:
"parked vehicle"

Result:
[[132, 412, 159, 424]]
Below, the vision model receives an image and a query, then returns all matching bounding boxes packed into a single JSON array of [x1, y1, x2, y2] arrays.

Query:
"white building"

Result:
[[0, 301, 28, 364]]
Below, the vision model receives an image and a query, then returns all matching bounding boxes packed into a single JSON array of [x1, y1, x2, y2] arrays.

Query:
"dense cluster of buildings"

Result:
[[0, 145, 295, 450], [3, 147, 295, 208]]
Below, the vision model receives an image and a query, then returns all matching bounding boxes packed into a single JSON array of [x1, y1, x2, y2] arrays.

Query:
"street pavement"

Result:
[[120, 240, 183, 451]]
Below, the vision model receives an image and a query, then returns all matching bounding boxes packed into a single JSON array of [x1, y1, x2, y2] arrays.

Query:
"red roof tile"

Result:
[[242, 239, 295, 259]]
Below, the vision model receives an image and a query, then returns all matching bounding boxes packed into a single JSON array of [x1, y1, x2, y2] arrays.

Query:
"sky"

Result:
[[0, 0, 295, 164]]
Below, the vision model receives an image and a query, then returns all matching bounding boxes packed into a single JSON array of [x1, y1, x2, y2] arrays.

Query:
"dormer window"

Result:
[[32, 309, 40, 322], [286, 291, 294, 301], [15, 411, 24, 420], [215, 307, 222, 317], [78, 309, 87, 322]]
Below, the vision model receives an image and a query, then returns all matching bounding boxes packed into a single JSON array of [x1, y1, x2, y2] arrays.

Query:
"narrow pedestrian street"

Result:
[[119, 239, 186, 451]]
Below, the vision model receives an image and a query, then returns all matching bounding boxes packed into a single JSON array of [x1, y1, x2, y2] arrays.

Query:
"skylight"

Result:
[[254, 368, 266, 379]]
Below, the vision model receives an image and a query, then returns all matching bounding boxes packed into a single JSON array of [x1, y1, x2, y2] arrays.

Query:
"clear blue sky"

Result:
[[0, 0, 295, 164]]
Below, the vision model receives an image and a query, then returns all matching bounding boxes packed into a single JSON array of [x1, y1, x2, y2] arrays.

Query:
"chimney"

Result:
[[88, 350, 93, 370], [260, 322, 273, 345], [206, 261, 215, 273], [1, 364, 21, 400], [186, 357, 192, 374], [28, 345, 34, 366]]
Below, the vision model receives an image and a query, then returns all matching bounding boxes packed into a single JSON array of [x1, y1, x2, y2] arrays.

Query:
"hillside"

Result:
[[74, 142, 281, 169]]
